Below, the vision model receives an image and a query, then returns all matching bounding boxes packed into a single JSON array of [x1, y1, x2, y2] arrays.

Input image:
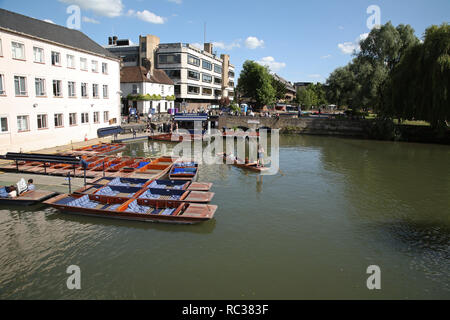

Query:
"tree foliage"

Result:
[[296, 83, 327, 109], [237, 60, 276, 107], [271, 77, 287, 101]]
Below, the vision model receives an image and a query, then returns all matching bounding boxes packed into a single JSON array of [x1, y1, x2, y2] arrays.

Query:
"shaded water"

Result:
[[0, 135, 449, 299]]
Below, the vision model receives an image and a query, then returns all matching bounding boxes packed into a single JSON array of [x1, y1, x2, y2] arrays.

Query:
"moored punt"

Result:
[[128, 157, 175, 180], [44, 194, 217, 224], [0, 187, 58, 206], [169, 162, 199, 181], [219, 153, 270, 173], [68, 143, 126, 156], [119, 158, 153, 173], [149, 133, 203, 142]]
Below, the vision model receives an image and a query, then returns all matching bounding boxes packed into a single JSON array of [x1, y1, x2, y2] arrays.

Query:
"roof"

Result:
[[174, 113, 208, 122], [273, 73, 296, 92], [0, 9, 117, 59], [121, 66, 174, 85]]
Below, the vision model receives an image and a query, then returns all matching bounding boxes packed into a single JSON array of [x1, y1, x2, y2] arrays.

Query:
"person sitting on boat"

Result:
[[6, 185, 18, 198], [27, 179, 35, 191]]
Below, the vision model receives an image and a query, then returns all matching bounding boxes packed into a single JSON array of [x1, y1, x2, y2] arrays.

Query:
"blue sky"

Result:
[[1, 0, 449, 83]]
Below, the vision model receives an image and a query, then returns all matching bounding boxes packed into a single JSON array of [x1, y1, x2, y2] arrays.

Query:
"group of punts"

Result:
[[169, 161, 199, 181], [219, 153, 270, 173], [44, 159, 218, 224], [67, 143, 126, 156]]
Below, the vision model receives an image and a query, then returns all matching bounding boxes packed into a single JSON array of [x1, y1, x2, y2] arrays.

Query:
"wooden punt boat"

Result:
[[88, 177, 212, 192], [129, 157, 175, 180], [149, 133, 203, 142], [0, 187, 57, 206], [219, 153, 270, 173], [169, 162, 199, 181], [44, 194, 217, 224], [119, 158, 153, 173], [106, 158, 135, 172]]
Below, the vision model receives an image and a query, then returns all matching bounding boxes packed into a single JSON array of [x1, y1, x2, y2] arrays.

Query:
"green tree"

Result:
[[271, 77, 287, 102], [237, 60, 276, 107], [296, 85, 318, 109]]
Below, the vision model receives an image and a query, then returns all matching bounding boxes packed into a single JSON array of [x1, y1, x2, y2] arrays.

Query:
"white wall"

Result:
[[0, 30, 121, 154], [120, 81, 174, 114]]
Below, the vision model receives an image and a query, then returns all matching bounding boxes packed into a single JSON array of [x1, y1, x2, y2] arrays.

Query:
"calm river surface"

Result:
[[0, 135, 449, 299]]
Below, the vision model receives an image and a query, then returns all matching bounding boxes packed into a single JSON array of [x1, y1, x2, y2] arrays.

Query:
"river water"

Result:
[[0, 135, 449, 299]]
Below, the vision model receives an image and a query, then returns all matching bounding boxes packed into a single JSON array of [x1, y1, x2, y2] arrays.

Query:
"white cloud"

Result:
[[256, 56, 286, 72], [338, 26, 345, 30], [127, 9, 166, 24], [244, 36, 264, 49], [82, 16, 100, 24], [59, 0, 123, 17], [338, 33, 369, 54], [168, 0, 182, 4], [308, 74, 322, 79], [321, 54, 332, 59], [213, 40, 241, 51], [44, 19, 55, 24]]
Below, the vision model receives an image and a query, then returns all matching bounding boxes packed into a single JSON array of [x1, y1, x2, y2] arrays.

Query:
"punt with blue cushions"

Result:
[[148, 180, 188, 190], [95, 185, 141, 198], [171, 167, 197, 175], [125, 200, 176, 216], [138, 188, 185, 201], [173, 162, 198, 167]]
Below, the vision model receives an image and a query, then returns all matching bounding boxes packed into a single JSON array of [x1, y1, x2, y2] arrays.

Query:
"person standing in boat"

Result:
[[257, 144, 265, 167]]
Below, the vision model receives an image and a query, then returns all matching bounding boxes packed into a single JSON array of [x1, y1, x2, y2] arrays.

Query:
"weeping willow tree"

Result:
[[385, 23, 450, 128]]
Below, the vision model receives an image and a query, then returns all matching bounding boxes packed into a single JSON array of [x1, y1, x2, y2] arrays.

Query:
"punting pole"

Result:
[[67, 172, 72, 194]]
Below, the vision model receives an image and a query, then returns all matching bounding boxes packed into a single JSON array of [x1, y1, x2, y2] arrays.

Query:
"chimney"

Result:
[[204, 43, 213, 54], [113, 36, 118, 45], [108, 37, 113, 45]]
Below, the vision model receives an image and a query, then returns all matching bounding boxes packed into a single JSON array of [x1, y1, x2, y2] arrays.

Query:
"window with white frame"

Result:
[[91, 60, 98, 72], [103, 85, 108, 98], [11, 42, 25, 59], [81, 112, 89, 124], [51, 51, 61, 66], [80, 58, 87, 70], [68, 81, 76, 97], [0, 74, 5, 95], [33, 47, 44, 63], [102, 62, 108, 74], [67, 54, 75, 68], [37, 114, 48, 129], [103, 111, 109, 122], [93, 111, 99, 123], [1, 117, 8, 132], [17, 115, 29, 132], [0, 39, 3, 56], [69, 113, 77, 126], [35, 78, 46, 96], [53, 80, 62, 97], [81, 83, 88, 97], [54, 113, 64, 127], [132, 84, 139, 94], [92, 84, 99, 98], [14, 76, 27, 96]]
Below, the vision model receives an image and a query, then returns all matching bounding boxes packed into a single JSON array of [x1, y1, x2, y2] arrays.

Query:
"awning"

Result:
[[174, 113, 208, 121]]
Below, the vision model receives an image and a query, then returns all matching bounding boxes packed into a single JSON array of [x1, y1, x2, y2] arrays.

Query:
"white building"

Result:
[[120, 66, 175, 115], [0, 9, 121, 154]]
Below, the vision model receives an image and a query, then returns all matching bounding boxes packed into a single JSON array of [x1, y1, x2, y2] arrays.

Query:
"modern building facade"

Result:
[[120, 66, 175, 115], [106, 35, 235, 112], [0, 9, 121, 154], [273, 73, 296, 102]]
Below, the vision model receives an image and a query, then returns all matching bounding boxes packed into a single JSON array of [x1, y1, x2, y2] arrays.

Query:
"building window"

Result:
[[51, 51, 61, 66], [35, 78, 46, 96], [214, 89, 222, 96], [12, 42, 25, 60], [53, 80, 62, 97], [202, 74, 212, 83], [229, 81, 235, 87], [68, 81, 76, 97], [132, 84, 139, 94], [103, 111, 109, 122], [91, 60, 98, 72], [202, 60, 212, 70], [103, 85, 108, 98], [188, 70, 200, 80], [214, 77, 222, 85], [202, 87, 212, 96], [93, 111, 99, 123], [1, 117, 8, 133], [174, 85, 180, 95], [229, 70, 235, 78], [54, 113, 64, 127], [17, 115, 29, 132], [81, 112, 89, 124], [33, 47, 44, 63], [69, 113, 77, 126], [67, 54, 75, 68], [92, 84, 99, 98], [80, 58, 87, 70], [214, 64, 222, 74], [37, 114, 48, 129], [81, 83, 88, 97], [187, 55, 200, 67], [187, 85, 200, 95], [102, 62, 108, 74], [164, 70, 181, 79], [14, 76, 27, 96], [158, 54, 181, 65], [0, 74, 5, 95]]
